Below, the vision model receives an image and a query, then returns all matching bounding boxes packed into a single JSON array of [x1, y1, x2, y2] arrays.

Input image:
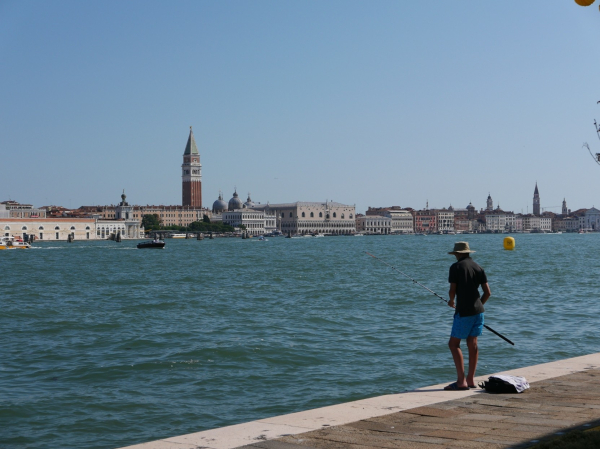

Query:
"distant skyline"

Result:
[[1, 1, 600, 214]]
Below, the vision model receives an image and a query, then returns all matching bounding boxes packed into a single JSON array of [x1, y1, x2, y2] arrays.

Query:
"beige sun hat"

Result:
[[448, 241, 476, 255]]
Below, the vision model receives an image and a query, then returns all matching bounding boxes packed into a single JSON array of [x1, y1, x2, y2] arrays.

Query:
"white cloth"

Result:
[[490, 375, 530, 393]]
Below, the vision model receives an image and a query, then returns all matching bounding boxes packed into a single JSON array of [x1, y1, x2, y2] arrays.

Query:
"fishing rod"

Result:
[[365, 251, 514, 346]]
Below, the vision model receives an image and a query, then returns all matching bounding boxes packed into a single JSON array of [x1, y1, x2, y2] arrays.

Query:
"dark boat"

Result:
[[137, 240, 165, 249]]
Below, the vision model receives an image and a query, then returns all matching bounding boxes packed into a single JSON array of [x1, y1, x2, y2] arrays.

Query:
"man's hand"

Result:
[[448, 283, 456, 309]]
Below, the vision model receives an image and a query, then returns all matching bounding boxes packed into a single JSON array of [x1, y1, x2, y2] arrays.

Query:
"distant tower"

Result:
[[486, 193, 493, 211], [115, 189, 132, 220], [182, 127, 202, 208], [562, 198, 568, 216], [533, 183, 540, 216]]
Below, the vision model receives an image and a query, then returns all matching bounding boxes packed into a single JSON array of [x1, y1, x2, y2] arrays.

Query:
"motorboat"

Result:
[[137, 240, 165, 249], [258, 236, 268, 241], [354, 233, 364, 237], [312, 233, 325, 238], [170, 233, 186, 239], [0, 236, 31, 250]]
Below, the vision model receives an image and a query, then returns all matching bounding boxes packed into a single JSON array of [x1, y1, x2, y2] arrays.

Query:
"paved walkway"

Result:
[[122, 353, 600, 449]]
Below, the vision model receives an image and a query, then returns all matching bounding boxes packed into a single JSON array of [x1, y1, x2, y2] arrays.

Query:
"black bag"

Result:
[[478, 377, 518, 394]]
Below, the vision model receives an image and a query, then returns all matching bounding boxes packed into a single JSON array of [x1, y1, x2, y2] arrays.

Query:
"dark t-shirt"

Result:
[[448, 256, 487, 317]]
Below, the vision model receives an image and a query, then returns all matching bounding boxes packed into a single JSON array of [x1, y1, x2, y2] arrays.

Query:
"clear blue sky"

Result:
[[1, 1, 599, 214]]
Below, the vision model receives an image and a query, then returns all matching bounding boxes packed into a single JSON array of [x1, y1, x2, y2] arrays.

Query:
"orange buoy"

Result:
[[503, 237, 515, 251], [575, 0, 595, 6]]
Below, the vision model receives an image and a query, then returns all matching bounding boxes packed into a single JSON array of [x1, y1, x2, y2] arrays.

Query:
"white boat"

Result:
[[354, 233, 364, 237], [313, 233, 325, 238], [258, 236, 268, 241], [170, 233, 187, 239], [0, 236, 31, 250]]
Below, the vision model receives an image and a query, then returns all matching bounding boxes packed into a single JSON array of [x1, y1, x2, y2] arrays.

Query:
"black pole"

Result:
[[365, 251, 514, 346]]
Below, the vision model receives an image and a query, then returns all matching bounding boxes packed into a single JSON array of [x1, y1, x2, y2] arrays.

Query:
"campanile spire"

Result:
[[533, 182, 540, 216]]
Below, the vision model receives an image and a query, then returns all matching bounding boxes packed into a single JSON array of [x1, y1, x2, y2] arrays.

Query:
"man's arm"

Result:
[[481, 282, 491, 305], [448, 282, 456, 308]]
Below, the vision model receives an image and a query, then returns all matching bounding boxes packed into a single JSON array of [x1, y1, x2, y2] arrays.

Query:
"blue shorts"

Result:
[[451, 313, 484, 339]]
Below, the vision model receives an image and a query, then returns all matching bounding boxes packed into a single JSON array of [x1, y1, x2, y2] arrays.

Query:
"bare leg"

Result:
[[466, 336, 478, 387], [448, 337, 467, 388]]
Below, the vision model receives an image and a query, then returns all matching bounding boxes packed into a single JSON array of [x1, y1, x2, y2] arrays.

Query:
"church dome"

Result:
[[228, 190, 243, 211], [244, 193, 255, 208], [212, 192, 227, 213]]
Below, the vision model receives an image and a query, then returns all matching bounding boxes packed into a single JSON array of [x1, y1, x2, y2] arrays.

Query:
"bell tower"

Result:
[[182, 126, 202, 208], [533, 183, 540, 216]]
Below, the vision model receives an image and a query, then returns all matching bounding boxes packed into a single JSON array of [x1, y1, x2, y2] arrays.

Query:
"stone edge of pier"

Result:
[[118, 352, 600, 449]]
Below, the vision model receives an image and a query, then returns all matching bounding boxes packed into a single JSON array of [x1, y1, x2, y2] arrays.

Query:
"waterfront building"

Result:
[[365, 206, 414, 233], [181, 127, 202, 208], [252, 201, 356, 235], [583, 207, 600, 231], [79, 203, 211, 228], [553, 216, 566, 232], [384, 209, 414, 233], [1, 200, 46, 218], [0, 204, 9, 219], [356, 216, 392, 234], [415, 209, 436, 233], [95, 218, 143, 239], [533, 183, 541, 216], [521, 214, 551, 232], [540, 215, 552, 232], [514, 216, 523, 232], [435, 209, 454, 233], [451, 206, 475, 232], [112, 191, 144, 238], [2, 218, 95, 240], [222, 209, 276, 235], [563, 216, 580, 232], [366, 206, 397, 216], [485, 208, 516, 232]]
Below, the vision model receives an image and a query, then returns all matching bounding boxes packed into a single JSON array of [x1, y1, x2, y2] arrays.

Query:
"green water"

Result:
[[1, 233, 599, 448]]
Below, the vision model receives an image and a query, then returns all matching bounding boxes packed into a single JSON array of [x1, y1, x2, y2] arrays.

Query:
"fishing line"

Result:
[[365, 251, 514, 346]]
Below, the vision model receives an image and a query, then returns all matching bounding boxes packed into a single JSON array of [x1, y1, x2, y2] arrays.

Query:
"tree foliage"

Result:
[[141, 214, 161, 230], [142, 216, 234, 233], [188, 221, 235, 232]]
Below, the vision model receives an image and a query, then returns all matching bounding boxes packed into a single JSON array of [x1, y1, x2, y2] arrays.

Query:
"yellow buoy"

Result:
[[503, 236, 515, 251], [575, 0, 595, 6]]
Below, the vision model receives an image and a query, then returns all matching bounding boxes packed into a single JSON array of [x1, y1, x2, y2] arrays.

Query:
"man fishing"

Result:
[[444, 241, 491, 391]]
